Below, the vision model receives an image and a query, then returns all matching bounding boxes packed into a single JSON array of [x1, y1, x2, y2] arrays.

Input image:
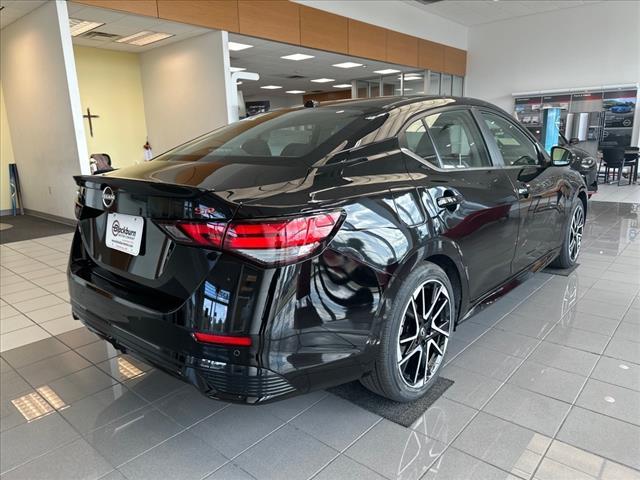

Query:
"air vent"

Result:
[[80, 31, 120, 40], [286, 75, 306, 79]]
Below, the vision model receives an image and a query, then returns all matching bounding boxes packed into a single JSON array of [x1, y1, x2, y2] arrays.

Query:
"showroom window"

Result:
[[403, 118, 440, 166], [352, 70, 463, 98], [425, 110, 492, 168], [480, 111, 540, 166], [428, 72, 441, 95]]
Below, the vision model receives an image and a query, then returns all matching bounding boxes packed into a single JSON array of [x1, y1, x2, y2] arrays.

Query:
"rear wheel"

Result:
[[551, 200, 584, 269], [361, 262, 454, 402]]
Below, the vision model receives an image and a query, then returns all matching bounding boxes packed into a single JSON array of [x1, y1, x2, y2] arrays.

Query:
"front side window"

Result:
[[425, 110, 492, 169], [481, 111, 540, 166]]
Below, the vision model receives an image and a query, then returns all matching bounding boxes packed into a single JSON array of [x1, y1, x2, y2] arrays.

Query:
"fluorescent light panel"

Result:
[[261, 85, 282, 89], [229, 66, 246, 72], [332, 62, 363, 69], [333, 84, 352, 88], [69, 18, 104, 36], [116, 31, 174, 46], [374, 69, 401, 74], [228, 41, 253, 51], [311, 78, 335, 83], [286, 90, 306, 94], [281, 53, 314, 61]]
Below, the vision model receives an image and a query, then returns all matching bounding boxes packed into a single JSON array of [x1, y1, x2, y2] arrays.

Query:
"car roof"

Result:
[[312, 95, 501, 115]]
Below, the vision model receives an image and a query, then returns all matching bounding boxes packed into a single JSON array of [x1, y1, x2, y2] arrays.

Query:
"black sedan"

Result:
[[69, 96, 587, 404]]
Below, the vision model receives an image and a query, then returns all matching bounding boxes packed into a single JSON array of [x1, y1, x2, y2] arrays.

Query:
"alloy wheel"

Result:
[[396, 279, 452, 388], [569, 205, 584, 262]]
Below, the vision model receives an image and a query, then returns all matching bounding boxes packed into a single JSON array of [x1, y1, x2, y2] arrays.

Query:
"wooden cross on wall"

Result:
[[83, 108, 99, 137]]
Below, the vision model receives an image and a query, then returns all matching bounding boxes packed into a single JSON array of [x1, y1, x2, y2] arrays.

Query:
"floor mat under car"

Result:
[[542, 263, 579, 276], [0, 215, 74, 244], [327, 377, 454, 428]]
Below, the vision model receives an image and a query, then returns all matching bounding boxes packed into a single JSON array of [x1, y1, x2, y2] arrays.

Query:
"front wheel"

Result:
[[551, 200, 584, 269], [361, 262, 455, 402]]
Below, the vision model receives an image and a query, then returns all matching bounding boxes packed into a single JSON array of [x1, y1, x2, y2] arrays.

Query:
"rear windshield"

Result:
[[154, 108, 386, 163]]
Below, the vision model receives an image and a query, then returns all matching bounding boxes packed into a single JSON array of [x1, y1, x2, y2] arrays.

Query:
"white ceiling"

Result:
[[228, 33, 421, 98], [0, 0, 46, 29], [66, 2, 210, 52], [406, 0, 604, 26]]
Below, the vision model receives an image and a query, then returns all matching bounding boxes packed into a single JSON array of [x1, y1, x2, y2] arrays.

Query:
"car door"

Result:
[[475, 108, 570, 273], [401, 108, 520, 301]]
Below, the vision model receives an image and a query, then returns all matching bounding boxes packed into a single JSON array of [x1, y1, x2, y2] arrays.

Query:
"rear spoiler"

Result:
[[74, 175, 207, 198]]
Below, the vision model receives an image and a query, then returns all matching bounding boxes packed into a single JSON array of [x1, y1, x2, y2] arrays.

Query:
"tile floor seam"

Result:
[[192, 391, 332, 480], [415, 275, 602, 480], [0, 373, 156, 475], [307, 417, 384, 480], [528, 286, 638, 478], [0, 420, 83, 476], [443, 274, 554, 368]]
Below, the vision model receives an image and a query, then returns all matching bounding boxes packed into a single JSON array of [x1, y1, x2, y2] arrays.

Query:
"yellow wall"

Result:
[[0, 82, 15, 212], [73, 46, 147, 168]]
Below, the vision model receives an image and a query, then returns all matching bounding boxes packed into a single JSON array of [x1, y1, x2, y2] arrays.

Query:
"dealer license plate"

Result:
[[105, 213, 143, 256]]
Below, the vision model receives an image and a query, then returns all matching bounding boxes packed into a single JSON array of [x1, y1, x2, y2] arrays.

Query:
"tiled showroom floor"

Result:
[[1, 201, 639, 480]]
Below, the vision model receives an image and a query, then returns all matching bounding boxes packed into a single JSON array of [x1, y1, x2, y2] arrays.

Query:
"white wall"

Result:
[[140, 31, 232, 155], [465, 1, 640, 112], [292, 0, 467, 50], [1, 0, 89, 220]]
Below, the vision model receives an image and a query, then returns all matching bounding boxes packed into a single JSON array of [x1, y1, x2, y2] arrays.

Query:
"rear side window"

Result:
[[480, 111, 540, 166], [425, 110, 492, 169], [403, 119, 440, 167]]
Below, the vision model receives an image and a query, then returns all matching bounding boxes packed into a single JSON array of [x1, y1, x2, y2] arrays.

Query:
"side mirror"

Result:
[[551, 146, 572, 166]]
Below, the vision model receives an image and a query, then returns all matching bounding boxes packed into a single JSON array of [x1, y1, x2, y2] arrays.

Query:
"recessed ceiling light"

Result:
[[261, 85, 282, 90], [404, 76, 423, 81], [229, 66, 246, 72], [228, 41, 253, 51], [374, 69, 401, 75], [281, 53, 315, 61], [332, 62, 363, 69], [116, 31, 174, 46], [333, 84, 352, 88], [311, 78, 335, 83], [69, 18, 104, 36], [286, 90, 306, 94]]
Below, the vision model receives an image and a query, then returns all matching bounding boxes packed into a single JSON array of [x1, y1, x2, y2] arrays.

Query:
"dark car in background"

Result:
[[69, 96, 587, 404], [558, 133, 598, 195]]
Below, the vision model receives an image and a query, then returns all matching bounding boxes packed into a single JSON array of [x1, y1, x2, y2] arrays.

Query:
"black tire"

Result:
[[360, 262, 455, 402], [551, 199, 584, 269]]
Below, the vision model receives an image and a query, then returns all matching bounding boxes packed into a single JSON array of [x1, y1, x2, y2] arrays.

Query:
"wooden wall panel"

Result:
[[348, 20, 386, 62], [157, 1, 239, 32], [418, 39, 444, 71], [303, 90, 351, 103], [72, 0, 158, 17], [443, 46, 467, 76], [299, 6, 348, 54], [386, 31, 418, 67], [238, 0, 300, 45]]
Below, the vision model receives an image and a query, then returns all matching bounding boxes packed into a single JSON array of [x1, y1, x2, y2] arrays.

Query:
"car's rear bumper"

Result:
[[69, 274, 297, 404]]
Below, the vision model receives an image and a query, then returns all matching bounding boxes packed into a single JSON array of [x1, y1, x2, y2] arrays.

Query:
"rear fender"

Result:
[[373, 237, 469, 338]]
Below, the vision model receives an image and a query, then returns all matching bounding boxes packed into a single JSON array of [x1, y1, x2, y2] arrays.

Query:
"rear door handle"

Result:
[[436, 195, 462, 209], [518, 186, 530, 198]]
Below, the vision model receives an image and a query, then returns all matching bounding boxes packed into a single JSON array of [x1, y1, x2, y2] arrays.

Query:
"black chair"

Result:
[[600, 147, 634, 185], [625, 147, 639, 183]]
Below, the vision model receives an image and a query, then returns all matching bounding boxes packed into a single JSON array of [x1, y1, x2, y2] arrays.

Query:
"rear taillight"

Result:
[[192, 332, 252, 346], [158, 211, 343, 266]]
